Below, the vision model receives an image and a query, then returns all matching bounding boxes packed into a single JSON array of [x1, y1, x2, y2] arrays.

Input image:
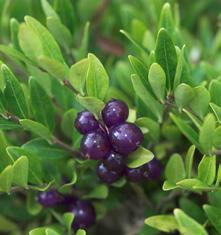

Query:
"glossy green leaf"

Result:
[[131, 74, 163, 122], [165, 153, 186, 183], [174, 209, 208, 235], [45, 228, 60, 235], [69, 58, 89, 95], [10, 18, 21, 51], [176, 178, 207, 191], [86, 53, 109, 100], [29, 227, 46, 235], [20, 119, 53, 142], [203, 205, 221, 234], [84, 184, 109, 199], [198, 155, 216, 185], [155, 28, 177, 90], [127, 146, 154, 168], [148, 63, 166, 102], [0, 165, 13, 193], [185, 145, 195, 178], [145, 215, 178, 233], [2, 64, 28, 118], [29, 78, 55, 131], [199, 114, 216, 154]]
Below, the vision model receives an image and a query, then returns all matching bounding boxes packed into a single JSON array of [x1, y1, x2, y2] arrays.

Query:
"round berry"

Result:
[[109, 123, 144, 155], [37, 190, 62, 208], [75, 111, 99, 134], [125, 165, 148, 182], [102, 99, 129, 127], [71, 200, 96, 230], [81, 130, 110, 160], [97, 162, 122, 184], [147, 158, 163, 180], [104, 150, 125, 173]]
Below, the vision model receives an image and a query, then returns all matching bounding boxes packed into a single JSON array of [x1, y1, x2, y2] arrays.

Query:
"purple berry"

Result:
[[75, 111, 99, 134], [102, 99, 129, 127], [109, 123, 144, 155], [125, 165, 149, 182], [81, 130, 110, 160], [71, 200, 96, 230], [97, 162, 122, 184], [147, 158, 163, 180], [104, 150, 125, 173], [37, 190, 62, 208]]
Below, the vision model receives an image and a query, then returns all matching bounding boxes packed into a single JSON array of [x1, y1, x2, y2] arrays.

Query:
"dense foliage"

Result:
[[1, 0, 221, 234]]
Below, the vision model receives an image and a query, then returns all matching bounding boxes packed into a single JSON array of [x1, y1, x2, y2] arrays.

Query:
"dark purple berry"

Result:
[[125, 164, 149, 182], [71, 200, 96, 230], [37, 189, 62, 208], [97, 162, 122, 184], [102, 99, 129, 127], [81, 130, 110, 160], [109, 123, 144, 155], [147, 158, 163, 180], [104, 150, 125, 173], [75, 111, 99, 134]]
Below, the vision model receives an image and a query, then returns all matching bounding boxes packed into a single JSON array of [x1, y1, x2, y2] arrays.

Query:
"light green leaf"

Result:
[[20, 119, 53, 142], [127, 146, 154, 168], [61, 109, 77, 138], [185, 145, 195, 178], [29, 78, 55, 131], [213, 126, 221, 148], [163, 180, 178, 191], [131, 74, 163, 122], [145, 215, 178, 233], [41, 0, 59, 20], [0, 165, 13, 193], [29, 227, 46, 235], [210, 102, 221, 123], [209, 80, 221, 107], [76, 95, 104, 117], [12, 156, 29, 188], [27, 191, 42, 215], [45, 228, 60, 235], [69, 58, 89, 95], [0, 215, 17, 232], [198, 155, 216, 185], [176, 178, 207, 191], [86, 53, 109, 100], [148, 63, 166, 102], [76, 229, 86, 235], [63, 212, 74, 235], [183, 109, 202, 130], [84, 184, 109, 199], [2, 64, 28, 118], [10, 18, 21, 51], [199, 114, 216, 154], [0, 117, 21, 130], [174, 83, 194, 109], [165, 153, 186, 183], [203, 205, 221, 234], [155, 28, 177, 90], [174, 209, 208, 235]]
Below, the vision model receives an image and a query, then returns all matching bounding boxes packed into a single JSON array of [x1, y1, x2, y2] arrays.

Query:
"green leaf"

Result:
[[0, 165, 13, 193], [84, 184, 109, 199], [199, 114, 216, 154], [155, 28, 177, 90], [213, 126, 221, 148], [127, 146, 154, 168], [86, 53, 109, 100], [69, 58, 89, 95], [174, 83, 194, 109], [145, 215, 178, 233], [163, 180, 178, 191], [165, 153, 186, 183], [176, 178, 207, 191], [12, 156, 29, 188], [0, 215, 17, 232], [148, 63, 166, 102], [63, 212, 74, 235], [183, 109, 202, 130], [76, 95, 104, 117], [210, 102, 221, 123], [131, 74, 163, 122], [24, 16, 64, 63], [10, 18, 21, 51], [38, 56, 68, 80], [27, 191, 42, 215], [2, 64, 28, 118], [203, 205, 221, 234], [135, 117, 160, 142], [0, 131, 13, 169], [0, 117, 21, 130], [29, 78, 55, 131], [185, 145, 195, 178], [76, 229, 86, 235], [170, 113, 201, 150], [190, 86, 210, 119], [198, 155, 216, 185], [41, 0, 59, 20], [209, 80, 221, 106], [45, 228, 60, 235], [215, 165, 221, 186], [174, 209, 208, 235], [20, 119, 53, 142], [61, 109, 77, 138], [29, 227, 46, 235]]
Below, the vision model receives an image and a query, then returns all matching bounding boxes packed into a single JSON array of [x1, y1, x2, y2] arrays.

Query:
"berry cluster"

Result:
[[75, 99, 162, 184], [37, 190, 95, 230]]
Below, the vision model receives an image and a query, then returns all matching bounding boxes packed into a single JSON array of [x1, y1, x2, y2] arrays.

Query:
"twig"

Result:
[[63, 79, 80, 95]]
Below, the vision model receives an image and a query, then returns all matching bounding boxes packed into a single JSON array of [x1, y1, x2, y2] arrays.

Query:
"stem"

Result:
[[63, 79, 80, 95]]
